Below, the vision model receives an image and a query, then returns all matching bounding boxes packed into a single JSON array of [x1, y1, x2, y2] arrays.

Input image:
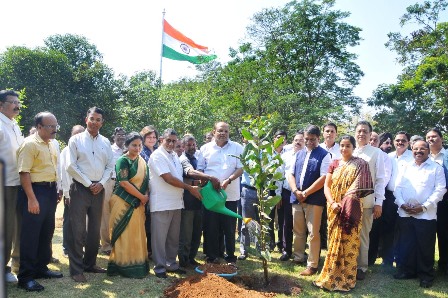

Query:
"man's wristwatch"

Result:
[[227, 177, 232, 184]]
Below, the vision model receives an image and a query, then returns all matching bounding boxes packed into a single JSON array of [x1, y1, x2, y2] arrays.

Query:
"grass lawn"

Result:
[[6, 204, 448, 297]]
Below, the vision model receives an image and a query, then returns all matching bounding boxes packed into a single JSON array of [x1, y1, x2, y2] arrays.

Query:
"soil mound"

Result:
[[164, 273, 275, 298]]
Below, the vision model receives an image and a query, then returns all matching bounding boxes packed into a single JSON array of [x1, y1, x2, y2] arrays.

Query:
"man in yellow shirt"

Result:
[[16, 112, 63, 292]]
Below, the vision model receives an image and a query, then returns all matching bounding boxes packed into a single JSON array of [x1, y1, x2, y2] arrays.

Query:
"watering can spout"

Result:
[[200, 181, 243, 220]]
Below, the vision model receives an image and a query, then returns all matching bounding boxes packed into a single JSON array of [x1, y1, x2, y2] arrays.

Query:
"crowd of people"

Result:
[[1, 88, 447, 293]]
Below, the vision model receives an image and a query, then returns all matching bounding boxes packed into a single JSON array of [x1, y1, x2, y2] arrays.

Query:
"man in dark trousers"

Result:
[[17, 112, 63, 292]]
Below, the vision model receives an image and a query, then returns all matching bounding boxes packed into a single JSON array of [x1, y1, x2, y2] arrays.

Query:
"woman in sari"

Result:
[[107, 132, 149, 278], [314, 135, 373, 291]]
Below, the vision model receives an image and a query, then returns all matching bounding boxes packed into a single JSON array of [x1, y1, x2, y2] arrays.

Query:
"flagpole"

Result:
[[159, 8, 166, 83]]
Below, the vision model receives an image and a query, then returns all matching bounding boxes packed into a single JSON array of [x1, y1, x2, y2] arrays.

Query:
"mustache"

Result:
[[13, 107, 20, 112]]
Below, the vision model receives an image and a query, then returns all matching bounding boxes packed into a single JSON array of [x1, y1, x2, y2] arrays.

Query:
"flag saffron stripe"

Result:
[[163, 20, 208, 51]]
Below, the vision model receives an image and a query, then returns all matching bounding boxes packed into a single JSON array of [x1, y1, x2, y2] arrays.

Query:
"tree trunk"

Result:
[[262, 258, 269, 286]]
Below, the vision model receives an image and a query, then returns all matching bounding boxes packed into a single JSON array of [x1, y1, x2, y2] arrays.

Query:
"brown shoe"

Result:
[[72, 274, 87, 282], [84, 265, 107, 273], [300, 266, 318, 276]]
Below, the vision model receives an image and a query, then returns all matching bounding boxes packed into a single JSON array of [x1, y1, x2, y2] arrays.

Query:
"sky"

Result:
[[0, 0, 433, 101]]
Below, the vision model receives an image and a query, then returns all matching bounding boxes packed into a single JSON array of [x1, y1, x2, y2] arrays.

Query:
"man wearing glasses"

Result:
[[66, 107, 114, 282], [353, 121, 386, 280], [148, 129, 202, 278], [287, 125, 331, 276], [383, 131, 413, 268], [16, 112, 63, 291], [0, 90, 24, 284]]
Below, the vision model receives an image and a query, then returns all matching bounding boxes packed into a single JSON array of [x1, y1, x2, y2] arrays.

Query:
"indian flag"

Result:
[[162, 20, 217, 64]]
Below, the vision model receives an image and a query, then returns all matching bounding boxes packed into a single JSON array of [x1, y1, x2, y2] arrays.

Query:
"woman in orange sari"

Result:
[[107, 133, 149, 278], [314, 135, 373, 291]]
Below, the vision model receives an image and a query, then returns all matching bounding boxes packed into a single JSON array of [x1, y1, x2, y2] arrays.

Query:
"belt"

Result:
[[242, 184, 256, 191], [33, 181, 57, 187]]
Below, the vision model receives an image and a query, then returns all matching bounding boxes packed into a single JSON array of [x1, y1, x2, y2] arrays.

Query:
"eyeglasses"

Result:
[[42, 124, 60, 130], [4, 100, 21, 105], [394, 139, 408, 143], [165, 139, 177, 144]]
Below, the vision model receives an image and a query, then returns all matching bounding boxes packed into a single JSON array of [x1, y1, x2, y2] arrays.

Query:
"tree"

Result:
[[238, 115, 283, 285], [244, 0, 363, 125], [195, 0, 363, 137], [369, 0, 448, 134], [0, 34, 122, 141]]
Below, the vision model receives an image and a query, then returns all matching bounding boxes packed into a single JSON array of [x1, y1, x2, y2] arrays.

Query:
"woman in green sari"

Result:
[[107, 132, 149, 278]]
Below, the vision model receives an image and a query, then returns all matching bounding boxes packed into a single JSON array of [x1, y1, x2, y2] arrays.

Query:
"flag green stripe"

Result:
[[162, 45, 217, 64]]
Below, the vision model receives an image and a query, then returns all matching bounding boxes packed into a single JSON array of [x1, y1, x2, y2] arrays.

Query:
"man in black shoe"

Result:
[[0, 90, 24, 284], [16, 112, 63, 292], [426, 128, 448, 274], [66, 107, 114, 282], [198, 122, 244, 265], [279, 131, 305, 261], [394, 140, 446, 288], [149, 129, 202, 278], [178, 135, 220, 267], [287, 125, 331, 276]]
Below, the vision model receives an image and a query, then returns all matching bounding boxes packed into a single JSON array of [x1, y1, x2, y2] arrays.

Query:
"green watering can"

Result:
[[200, 181, 252, 224]]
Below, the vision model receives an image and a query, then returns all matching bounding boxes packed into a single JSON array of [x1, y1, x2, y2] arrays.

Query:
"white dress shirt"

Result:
[[320, 142, 341, 161], [110, 143, 124, 178], [387, 150, 413, 191], [353, 144, 386, 207], [281, 149, 299, 190], [394, 158, 446, 220], [66, 130, 114, 188], [382, 151, 392, 187], [0, 112, 24, 186], [60, 147, 72, 198], [197, 140, 243, 201], [149, 146, 184, 212], [430, 147, 446, 166]]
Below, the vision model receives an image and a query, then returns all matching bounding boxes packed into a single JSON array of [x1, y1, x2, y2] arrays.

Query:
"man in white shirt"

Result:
[[149, 129, 201, 278], [99, 127, 125, 255], [279, 131, 304, 261], [393, 140, 446, 288], [287, 125, 331, 276], [353, 121, 386, 280], [60, 125, 85, 257], [382, 131, 413, 267], [320, 122, 340, 161], [0, 90, 24, 283], [319, 123, 340, 251], [368, 132, 393, 266], [66, 107, 114, 282], [198, 122, 244, 264], [426, 128, 448, 274]]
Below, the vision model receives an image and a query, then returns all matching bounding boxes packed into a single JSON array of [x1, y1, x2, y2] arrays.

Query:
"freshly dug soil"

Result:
[[164, 273, 275, 298], [197, 263, 237, 274], [233, 274, 302, 296]]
